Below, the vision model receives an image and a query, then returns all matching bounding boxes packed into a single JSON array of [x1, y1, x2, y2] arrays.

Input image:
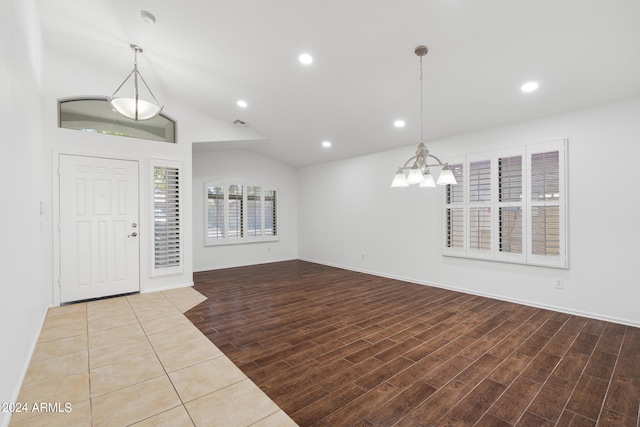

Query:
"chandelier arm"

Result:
[[109, 69, 136, 98], [400, 155, 419, 169], [137, 71, 162, 106], [425, 153, 446, 166]]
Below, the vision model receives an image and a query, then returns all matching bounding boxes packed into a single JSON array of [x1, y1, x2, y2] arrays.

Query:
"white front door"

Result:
[[59, 155, 140, 303]]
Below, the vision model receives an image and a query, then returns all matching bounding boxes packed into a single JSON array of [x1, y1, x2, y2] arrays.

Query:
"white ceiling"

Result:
[[36, 0, 640, 167]]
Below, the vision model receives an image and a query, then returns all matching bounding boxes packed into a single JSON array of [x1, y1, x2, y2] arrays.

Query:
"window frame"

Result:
[[204, 179, 279, 246], [58, 97, 177, 143], [442, 139, 568, 269]]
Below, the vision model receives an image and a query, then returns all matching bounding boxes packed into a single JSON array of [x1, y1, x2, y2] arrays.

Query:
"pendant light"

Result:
[[391, 45, 457, 188], [109, 44, 163, 121]]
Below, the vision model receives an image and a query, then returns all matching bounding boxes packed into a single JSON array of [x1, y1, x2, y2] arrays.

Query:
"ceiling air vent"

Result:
[[233, 119, 249, 127]]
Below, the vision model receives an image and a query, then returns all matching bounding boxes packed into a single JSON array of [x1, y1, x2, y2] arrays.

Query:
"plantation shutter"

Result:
[[154, 166, 181, 269], [247, 186, 262, 237], [207, 186, 225, 239], [444, 163, 465, 252], [264, 189, 277, 236], [530, 151, 560, 256], [468, 159, 492, 253], [446, 164, 464, 204], [446, 208, 464, 248], [469, 207, 491, 250], [443, 139, 566, 268], [228, 184, 244, 238], [469, 160, 491, 203], [498, 155, 523, 254]]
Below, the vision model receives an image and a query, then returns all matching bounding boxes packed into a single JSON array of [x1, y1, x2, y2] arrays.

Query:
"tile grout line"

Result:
[[123, 294, 193, 426], [396, 308, 555, 426], [554, 322, 608, 425], [500, 313, 576, 426], [595, 325, 629, 424]]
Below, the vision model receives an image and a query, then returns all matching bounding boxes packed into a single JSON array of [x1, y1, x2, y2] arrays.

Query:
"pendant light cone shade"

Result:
[[436, 165, 458, 185], [407, 164, 424, 185], [419, 170, 436, 187], [391, 168, 409, 187], [109, 44, 163, 121]]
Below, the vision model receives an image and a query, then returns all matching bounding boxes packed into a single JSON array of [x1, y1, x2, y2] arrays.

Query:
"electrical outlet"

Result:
[[554, 278, 564, 289], [361, 253, 365, 260]]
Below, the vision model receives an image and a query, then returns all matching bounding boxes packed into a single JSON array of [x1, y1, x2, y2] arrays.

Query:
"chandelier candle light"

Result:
[[391, 45, 457, 188], [109, 44, 163, 121]]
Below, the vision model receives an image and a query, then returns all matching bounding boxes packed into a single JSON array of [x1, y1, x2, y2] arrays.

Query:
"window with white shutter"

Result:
[[152, 161, 182, 276], [443, 139, 567, 268], [264, 189, 277, 237], [443, 161, 465, 255], [528, 144, 565, 266], [207, 186, 225, 239], [468, 159, 492, 257], [228, 185, 244, 239], [497, 153, 524, 262], [204, 179, 279, 245], [247, 186, 262, 237]]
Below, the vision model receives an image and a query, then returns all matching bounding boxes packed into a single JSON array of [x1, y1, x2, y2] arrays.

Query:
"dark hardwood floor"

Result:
[[186, 260, 640, 426]]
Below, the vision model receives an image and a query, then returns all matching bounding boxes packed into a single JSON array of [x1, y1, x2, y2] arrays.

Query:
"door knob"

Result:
[[128, 232, 138, 238]]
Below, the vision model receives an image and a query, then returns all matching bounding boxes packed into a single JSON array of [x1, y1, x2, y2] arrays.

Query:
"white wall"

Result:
[[298, 97, 640, 327], [193, 149, 298, 271], [0, 1, 49, 426]]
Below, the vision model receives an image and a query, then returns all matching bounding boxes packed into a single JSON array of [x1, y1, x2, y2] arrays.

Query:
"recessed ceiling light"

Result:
[[237, 100, 248, 108], [140, 10, 156, 25], [394, 120, 406, 128], [299, 53, 313, 65], [521, 81, 539, 93], [322, 141, 332, 148]]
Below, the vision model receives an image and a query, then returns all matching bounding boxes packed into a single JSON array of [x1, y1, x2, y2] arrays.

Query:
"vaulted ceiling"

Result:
[[36, 0, 640, 167]]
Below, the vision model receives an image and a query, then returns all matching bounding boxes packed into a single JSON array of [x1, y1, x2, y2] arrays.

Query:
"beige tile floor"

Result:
[[10, 287, 297, 427]]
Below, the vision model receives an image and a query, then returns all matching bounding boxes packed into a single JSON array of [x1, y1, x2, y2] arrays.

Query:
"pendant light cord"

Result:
[[420, 55, 424, 144]]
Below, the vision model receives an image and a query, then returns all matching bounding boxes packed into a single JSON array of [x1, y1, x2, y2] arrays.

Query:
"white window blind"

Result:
[[530, 150, 561, 259], [498, 155, 523, 257], [469, 207, 491, 250], [446, 208, 464, 249], [207, 186, 225, 239], [264, 189, 277, 236], [443, 139, 567, 268], [499, 207, 523, 254], [247, 186, 262, 237], [444, 162, 465, 253], [468, 159, 492, 256], [228, 184, 244, 239], [153, 166, 181, 270], [204, 179, 279, 245], [469, 160, 491, 203]]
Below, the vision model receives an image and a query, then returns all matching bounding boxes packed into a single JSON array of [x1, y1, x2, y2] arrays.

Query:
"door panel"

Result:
[[59, 155, 140, 302]]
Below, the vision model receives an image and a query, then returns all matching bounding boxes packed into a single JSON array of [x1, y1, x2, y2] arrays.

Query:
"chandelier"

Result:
[[109, 44, 163, 121], [391, 45, 457, 188]]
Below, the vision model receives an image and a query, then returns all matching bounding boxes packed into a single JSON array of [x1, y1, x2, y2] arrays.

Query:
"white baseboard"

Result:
[[142, 281, 195, 294]]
